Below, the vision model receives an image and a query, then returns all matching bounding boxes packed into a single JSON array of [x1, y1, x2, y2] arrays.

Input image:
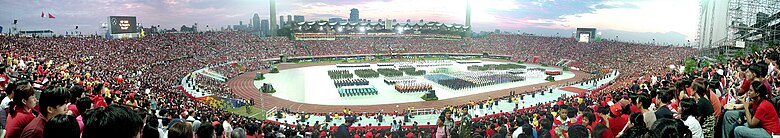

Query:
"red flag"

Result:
[[41, 12, 44, 18], [48, 13, 55, 19]]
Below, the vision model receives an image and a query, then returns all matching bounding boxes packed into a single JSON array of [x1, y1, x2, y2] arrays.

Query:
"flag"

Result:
[[75, 26, 78, 29], [48, 13, 55, 19], [41, 12, 44, 18], [13, 19, 17, 24]]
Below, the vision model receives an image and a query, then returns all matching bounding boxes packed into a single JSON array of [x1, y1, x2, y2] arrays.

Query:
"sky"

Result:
[[0, 0, 699, 45]]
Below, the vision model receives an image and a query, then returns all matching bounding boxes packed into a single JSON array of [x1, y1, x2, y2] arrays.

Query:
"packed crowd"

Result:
[[0, 31, 710, 138]]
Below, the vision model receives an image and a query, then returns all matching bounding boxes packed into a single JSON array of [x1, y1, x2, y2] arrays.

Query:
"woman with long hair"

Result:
[[733, 81, 780, 138], [5, 85, 38, 138], [435, 109, 452, 138]]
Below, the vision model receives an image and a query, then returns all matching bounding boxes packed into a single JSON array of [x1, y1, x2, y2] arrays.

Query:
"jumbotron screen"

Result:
[[109, 16, 137, 34]]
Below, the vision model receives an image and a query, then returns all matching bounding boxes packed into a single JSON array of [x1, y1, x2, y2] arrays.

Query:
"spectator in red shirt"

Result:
[[22, 87, 71, 138], [67, 85, 86, 117], [42, 114, 79, 138], [734, 81, 780, 137], [604, 104, 627, 138], [82, 105, 144, 138], [245, 123, 258, 138], [5, 85, 38, 138], [592, 124, 614, 138]]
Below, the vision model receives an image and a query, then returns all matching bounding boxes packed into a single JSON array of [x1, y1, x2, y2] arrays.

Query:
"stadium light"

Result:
[[397, 27, 404, 34], [359, 27, 366, 33], [337, 27, 342, 32]]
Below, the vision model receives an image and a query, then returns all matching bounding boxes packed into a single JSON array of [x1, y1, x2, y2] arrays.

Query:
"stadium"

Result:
[[0, 0, 779, 138]]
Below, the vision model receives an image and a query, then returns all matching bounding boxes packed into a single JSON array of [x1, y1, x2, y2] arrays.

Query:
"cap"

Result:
[[610, 104, 622, 116]]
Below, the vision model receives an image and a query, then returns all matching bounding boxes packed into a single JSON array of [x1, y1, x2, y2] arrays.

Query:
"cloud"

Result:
[[0, 0, 699, 44]]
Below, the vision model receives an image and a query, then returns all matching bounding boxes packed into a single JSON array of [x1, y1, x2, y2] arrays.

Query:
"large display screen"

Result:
[[109, 16, 137, 34]]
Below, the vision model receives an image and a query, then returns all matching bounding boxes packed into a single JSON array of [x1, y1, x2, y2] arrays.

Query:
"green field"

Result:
[[225, 105, 267, 120]]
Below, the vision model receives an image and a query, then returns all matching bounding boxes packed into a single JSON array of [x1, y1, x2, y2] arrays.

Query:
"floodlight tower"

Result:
[[465, 0, 472, 37]]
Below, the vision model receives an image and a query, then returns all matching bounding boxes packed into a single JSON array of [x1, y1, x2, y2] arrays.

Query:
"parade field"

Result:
[[253, 59, 575, 105]]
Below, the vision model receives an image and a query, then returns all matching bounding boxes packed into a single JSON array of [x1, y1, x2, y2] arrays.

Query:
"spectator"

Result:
[[67, 85, 85, 117], [168, 122, 194, 138], [42, 114, 79, 138], [82, 105, 144, 138], [733, 81, 780, 138], [245, 123, 258, 138], [567, 124, 589, 138], [651, 118, 693, 138], [636, 93, 655, 129], [223, 117, 233, 138], [678, 98, 703, 138], [591, 124, 613, 138], [22, 87, 71, 138], [231, 127, 247, 138], [617, 112, 649, 138], [5, 85, 37, 138], [196, 124, 215, 138], [75, 97, 93, 132]]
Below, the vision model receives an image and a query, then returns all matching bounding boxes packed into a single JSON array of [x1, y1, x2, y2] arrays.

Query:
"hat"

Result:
[[610, 104, 622, 116]]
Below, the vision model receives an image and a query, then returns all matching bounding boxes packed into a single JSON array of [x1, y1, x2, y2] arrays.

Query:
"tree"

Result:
[[735, 49, 746, 58], [750, 43, 760, 53], [716, 53, 726, 63], [684, 58, 697, 73]]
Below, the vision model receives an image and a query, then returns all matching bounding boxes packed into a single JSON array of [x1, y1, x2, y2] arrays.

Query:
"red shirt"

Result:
[[600, 129, 615, 138], [0, 74, 9, 90], [21, 115, 46, 138], [68, 104, 80, 117], [5, 107, 36, 138], [245, 135, 256, 138], [607, 116, 627, 138], [753, 100, 780, 135], [629, 105, 642, 113]]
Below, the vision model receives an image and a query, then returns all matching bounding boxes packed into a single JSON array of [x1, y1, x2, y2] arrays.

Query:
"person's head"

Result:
[[143, 115, 160, 138], [245, 123, 258, 136], [82, 105, 144, 138], [592, 124, 609, 138], [39, 87, 71, 118], [345, 116, 356, 126], [4, 79, 17, 98], [628, 112, 646, 129], [557, 105, 569, 119], [750, 80, 769, 100], [43, 114, 80, 138], [567, 124, 589, 138], [656, 88, 673, 105], [747, 63, 768, 80], [11, 84, 36, 112], [581, 111, 596, 126], [651, 118, 693, 138], [692, 82, 708, 100], [69, 85, 85, 104], [678, 98, 698, 119], [231, 127, 247, 138], [196, 124, 216, 138], [215, 124, 225, 137], [539, 118, 552, 130], [637, 93, 652, 110], [168, 122, 194, 138], [76, 97, 93, 116]]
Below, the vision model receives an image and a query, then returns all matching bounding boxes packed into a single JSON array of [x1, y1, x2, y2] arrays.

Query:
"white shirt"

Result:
[[223, 120, 233, 138], [682, 116, 704, 138], [0, 97, 12, 109], [512, 126, 524, 138]]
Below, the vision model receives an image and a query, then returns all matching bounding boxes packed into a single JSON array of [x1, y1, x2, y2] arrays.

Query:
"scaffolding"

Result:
[[699, 0, 780, 59]]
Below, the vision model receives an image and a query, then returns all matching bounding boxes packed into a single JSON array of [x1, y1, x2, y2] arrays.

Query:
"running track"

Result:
[[228, 60, 591, 113]]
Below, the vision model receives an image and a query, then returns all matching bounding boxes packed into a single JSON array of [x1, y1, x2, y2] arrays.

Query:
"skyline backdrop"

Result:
[[0, 0, 698, 45]]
